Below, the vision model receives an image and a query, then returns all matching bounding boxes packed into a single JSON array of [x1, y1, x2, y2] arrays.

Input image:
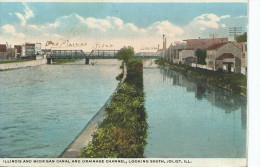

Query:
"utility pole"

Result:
[[229, 27, 242, 42], [209, 34, 218, 45]]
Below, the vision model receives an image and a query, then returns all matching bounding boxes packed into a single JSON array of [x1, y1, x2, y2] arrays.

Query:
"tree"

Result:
[[236, 32, 247, 43], [195, 49, 206, 65], [116, 47, 134, 63]]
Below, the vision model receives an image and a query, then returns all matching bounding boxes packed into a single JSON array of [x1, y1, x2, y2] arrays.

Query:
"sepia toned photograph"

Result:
[[0, 0, 249, 166]]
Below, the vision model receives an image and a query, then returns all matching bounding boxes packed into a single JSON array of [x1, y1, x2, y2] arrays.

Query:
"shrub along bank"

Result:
[[52, 59, 79, 64], [80, 48, 148, 158], [156, 58, 247, 96]]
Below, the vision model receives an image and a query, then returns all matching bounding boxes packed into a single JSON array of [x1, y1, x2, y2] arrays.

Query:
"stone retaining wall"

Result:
[[0, 59, 47, 70]]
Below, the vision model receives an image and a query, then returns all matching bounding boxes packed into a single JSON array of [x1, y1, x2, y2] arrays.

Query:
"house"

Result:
[[206, 42, 242, 73]]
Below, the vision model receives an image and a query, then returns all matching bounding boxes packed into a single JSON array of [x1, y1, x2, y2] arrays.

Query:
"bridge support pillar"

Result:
[[47, 58, 52, 64], [85, 58, 89, 65]]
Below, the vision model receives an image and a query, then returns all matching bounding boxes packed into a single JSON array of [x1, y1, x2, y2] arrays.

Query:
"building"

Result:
[[156, 35, 167, 58], [14, 45, 23, 58], [184, 38, 228, 50], [0, 44, 7, 52], [166, 42, 186, 63], [35, 43, 42, 55], [0, 44, 15, 60], [206, 42, 242, 73], [235, 42, 248, 75], [240, 42, 247, 75], [25, 43, 35, 57], [179, 49, 196, 65]]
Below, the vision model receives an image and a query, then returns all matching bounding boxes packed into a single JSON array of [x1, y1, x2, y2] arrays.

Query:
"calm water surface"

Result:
[[144, 67, 247, 158], [0, 59, 121, 157]]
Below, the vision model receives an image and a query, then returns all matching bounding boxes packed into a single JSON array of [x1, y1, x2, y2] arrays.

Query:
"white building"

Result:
[[35, 43, 42, 55]]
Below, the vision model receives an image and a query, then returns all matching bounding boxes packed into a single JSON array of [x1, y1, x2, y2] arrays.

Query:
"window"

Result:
[[245, 44, 247, 52], [242, 53, 246, 58]]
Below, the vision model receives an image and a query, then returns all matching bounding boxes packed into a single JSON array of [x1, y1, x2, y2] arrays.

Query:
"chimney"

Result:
[[165, 38, 167, 49], [163, 35, 165, 50]]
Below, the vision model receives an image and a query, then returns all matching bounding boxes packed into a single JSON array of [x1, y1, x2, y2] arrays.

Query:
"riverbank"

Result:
[[80, 49, 148, 158], [59, 62, 127, 158], [156, 59, 247, 96], [0, 59, 47, 71], [52, 59, 79, 65]]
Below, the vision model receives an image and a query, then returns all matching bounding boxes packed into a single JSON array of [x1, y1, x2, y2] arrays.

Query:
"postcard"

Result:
[[0, 0, 249, 166]]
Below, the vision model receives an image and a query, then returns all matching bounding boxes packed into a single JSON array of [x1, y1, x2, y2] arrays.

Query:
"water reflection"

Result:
[[144, 67, 247, 158], [160, 67, 247, 129]]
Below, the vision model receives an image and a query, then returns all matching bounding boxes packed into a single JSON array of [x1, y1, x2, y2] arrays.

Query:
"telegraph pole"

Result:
[[229, 27, 242, 42], [209, 34, 218, 45]]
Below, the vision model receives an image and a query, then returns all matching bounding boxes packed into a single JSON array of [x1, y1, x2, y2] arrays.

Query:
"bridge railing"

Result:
[[48, 50, 86, 59], [88, 50, 119, 58]]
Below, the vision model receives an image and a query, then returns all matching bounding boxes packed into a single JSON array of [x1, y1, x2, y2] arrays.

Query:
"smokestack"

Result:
[[165, 38, 167, 49], [163, 35, 165, 50]]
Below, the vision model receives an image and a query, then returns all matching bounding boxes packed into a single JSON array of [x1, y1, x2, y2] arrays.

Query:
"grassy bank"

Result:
[[52, 59, 79, 65], [0, 60, 31, 64], [156, 59, 247, 96], [80, 48, 148, 158]]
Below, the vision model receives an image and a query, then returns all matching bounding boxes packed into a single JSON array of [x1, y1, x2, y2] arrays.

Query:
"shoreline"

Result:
[[0, 59, 47, 71], [59, 62, 127, 158], [157, 61, 247, 97]]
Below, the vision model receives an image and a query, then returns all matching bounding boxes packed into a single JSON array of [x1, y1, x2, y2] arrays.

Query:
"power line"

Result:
[[229, 27, 242, 41]]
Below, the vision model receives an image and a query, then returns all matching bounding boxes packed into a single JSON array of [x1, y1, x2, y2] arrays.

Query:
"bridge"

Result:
[[46, 49, 158, 64]]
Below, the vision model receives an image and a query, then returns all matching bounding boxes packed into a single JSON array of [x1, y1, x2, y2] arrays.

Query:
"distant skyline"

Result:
[[0, 2, 247, 51]]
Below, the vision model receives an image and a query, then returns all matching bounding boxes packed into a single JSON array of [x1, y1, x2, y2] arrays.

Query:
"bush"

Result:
[[80, 48, 148, 158], [116, 47, 134, 63]]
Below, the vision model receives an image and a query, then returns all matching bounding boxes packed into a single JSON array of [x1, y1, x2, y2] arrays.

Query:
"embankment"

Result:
[[80, 58, 148, 158], [59, 62, 127, 158], [0, 59, 47, 70], [157, 59, 247, 96]]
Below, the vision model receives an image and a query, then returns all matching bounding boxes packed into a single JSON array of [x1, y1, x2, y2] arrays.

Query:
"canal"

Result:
[[143, 67, 247, 158], [0, 59, 121, 158], [0, 60, 247, 158]]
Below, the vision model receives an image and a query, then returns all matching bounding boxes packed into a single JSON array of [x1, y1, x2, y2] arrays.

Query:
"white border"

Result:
[[0, 1, 253, 167], [248, 0, 260, 167], [0, 0, 248, 3]]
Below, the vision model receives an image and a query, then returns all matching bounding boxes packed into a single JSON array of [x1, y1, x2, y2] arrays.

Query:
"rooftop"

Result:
[[207, 42, 228, 50], [184, 37, 228, 41], [216, 53, 235, 60]]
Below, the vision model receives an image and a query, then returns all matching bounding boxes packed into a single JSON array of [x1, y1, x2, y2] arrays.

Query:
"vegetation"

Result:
[[80, 47, 148, 158], [0, 60, 31, 64], [115, 47, 135, 63], [155, 58, 166, 66], [157, 60, 247, 96], [52, 59, 79, 64], [236, 32, 247, 43], [195, 49, 206, 65]]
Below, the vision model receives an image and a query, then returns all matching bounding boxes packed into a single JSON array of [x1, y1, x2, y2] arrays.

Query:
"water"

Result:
[[144, 67, 247, 158], [0, 59, 121, 158]]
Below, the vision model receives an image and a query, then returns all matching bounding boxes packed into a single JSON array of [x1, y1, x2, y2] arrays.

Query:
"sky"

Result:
[[0, 2, 248, 52]]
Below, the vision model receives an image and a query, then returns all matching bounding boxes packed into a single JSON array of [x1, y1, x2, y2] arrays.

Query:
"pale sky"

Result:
[[0, 2, 247, 52]]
